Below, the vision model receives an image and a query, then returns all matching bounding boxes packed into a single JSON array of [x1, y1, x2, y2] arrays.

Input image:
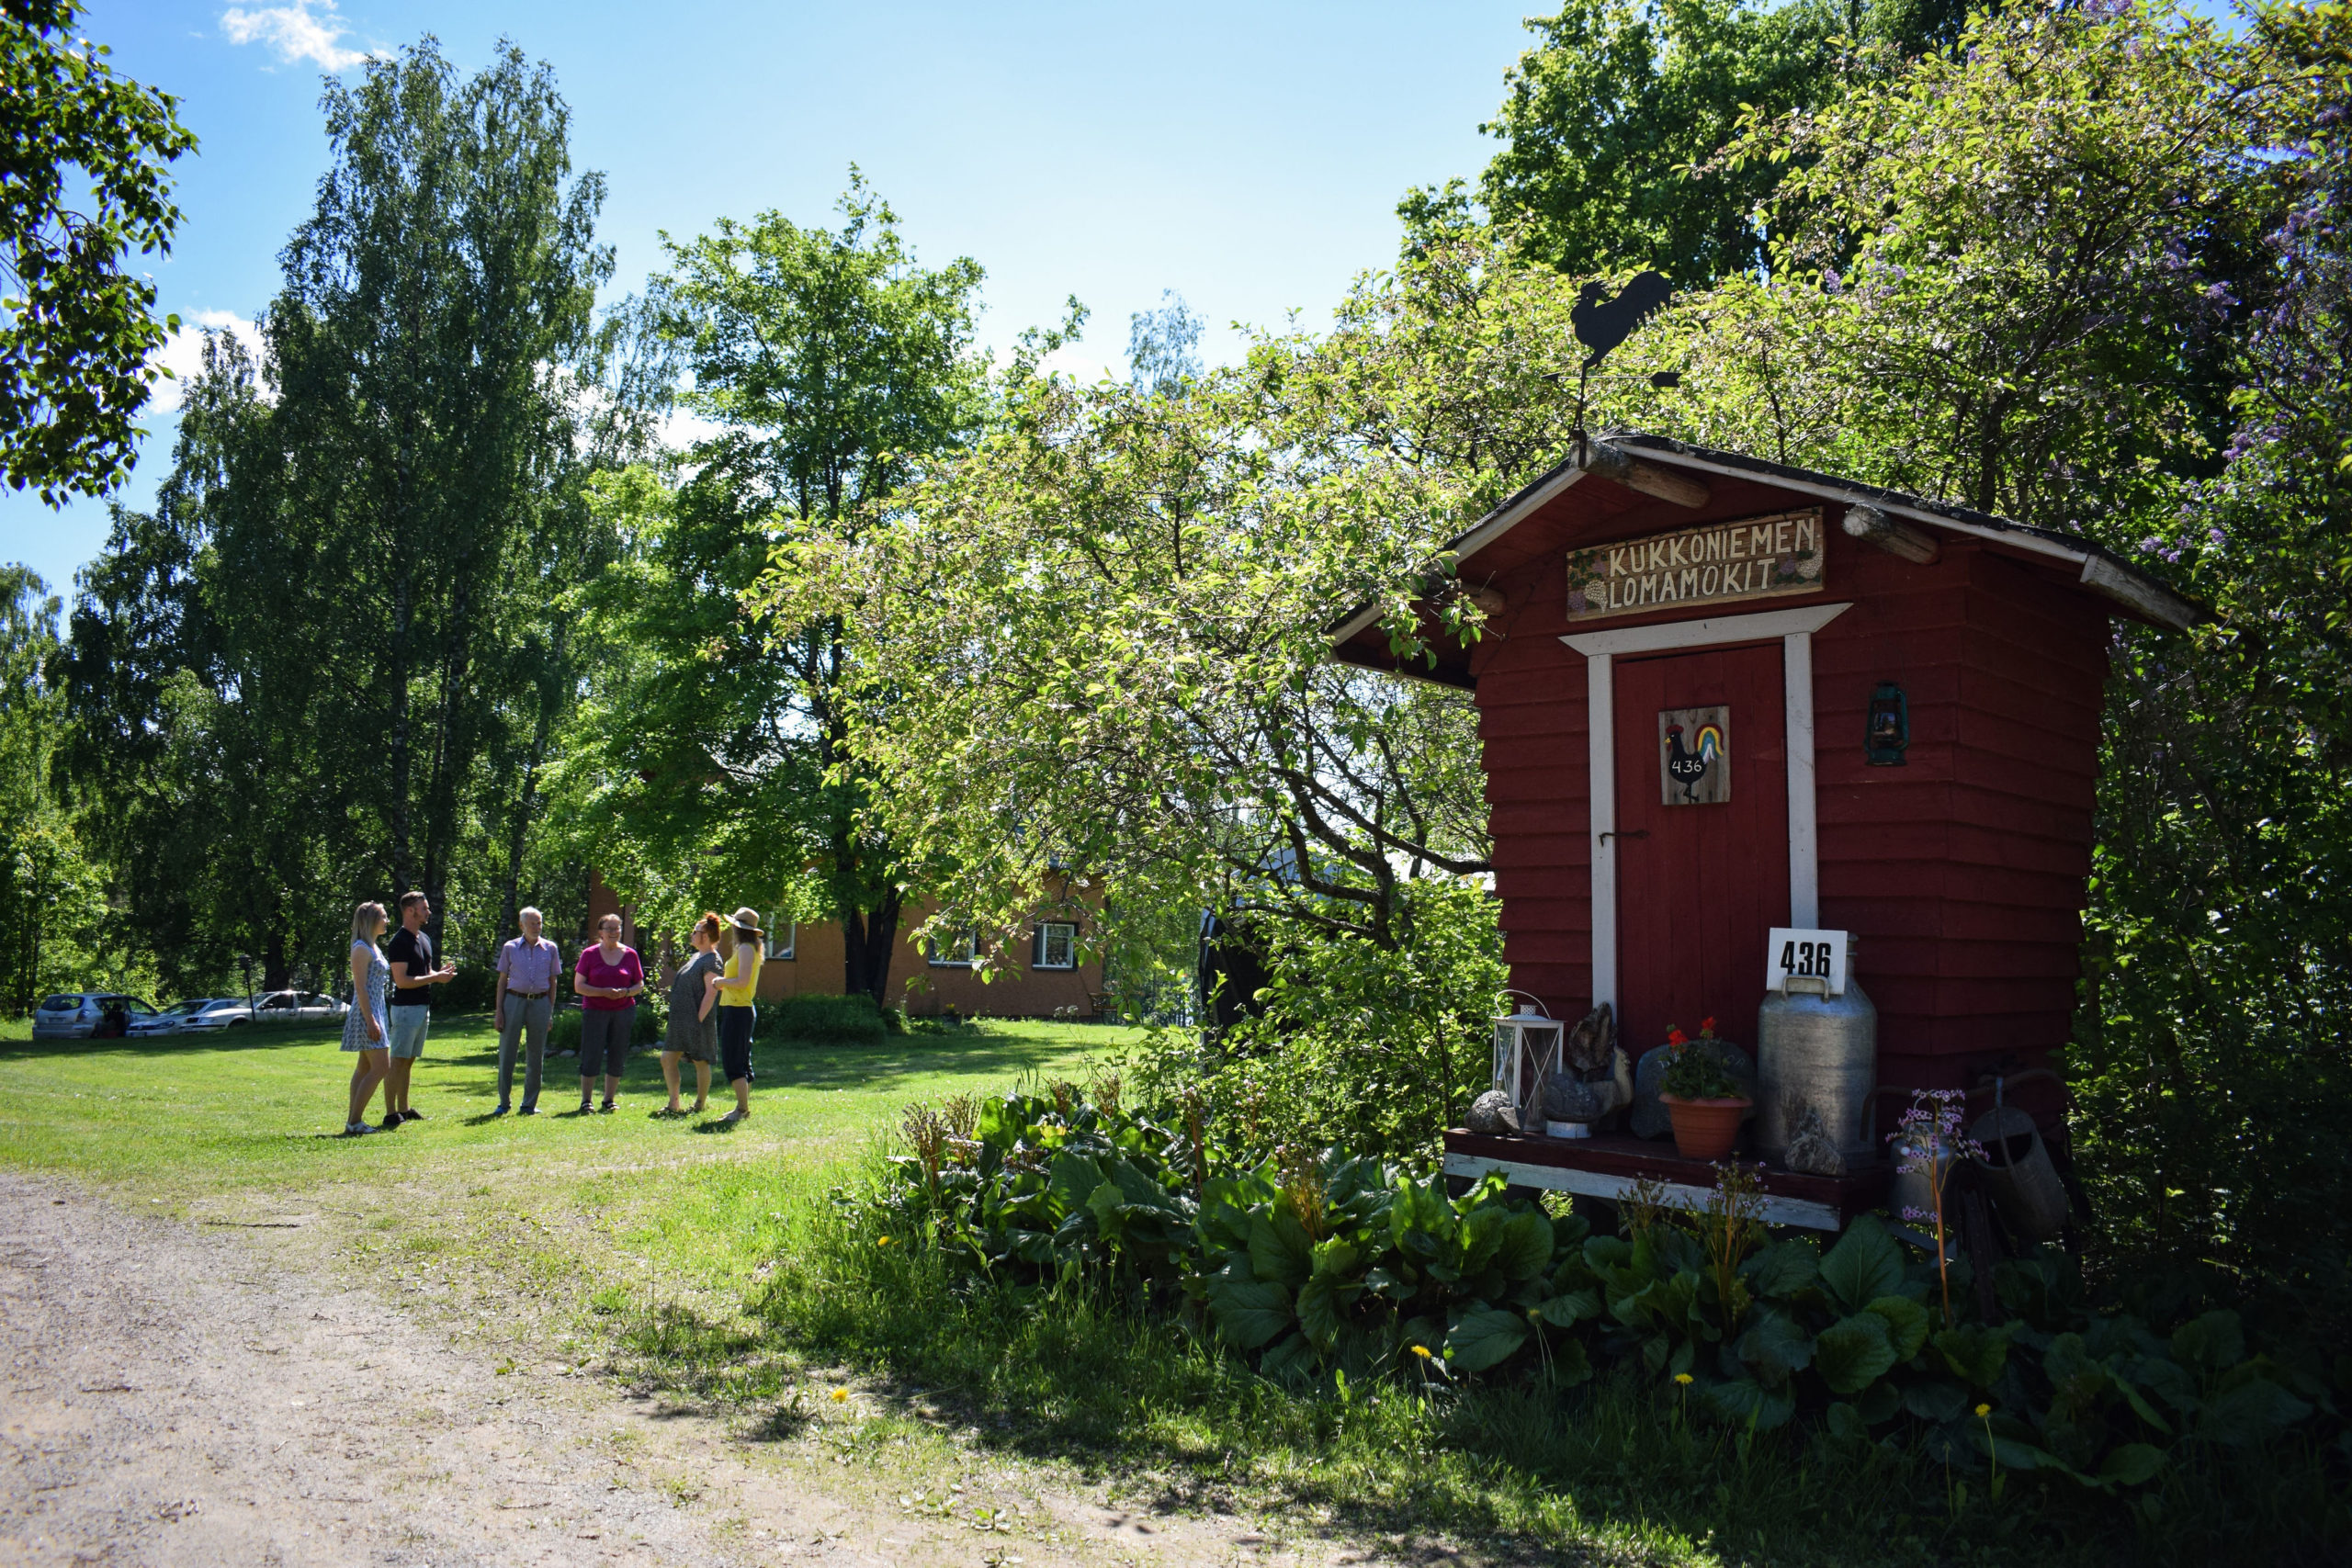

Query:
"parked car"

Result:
[[254, 990, 347, 1026], [31, 992, 161, 1040], [127, 998, 232, 1039], [176, 992, 348, 1032]]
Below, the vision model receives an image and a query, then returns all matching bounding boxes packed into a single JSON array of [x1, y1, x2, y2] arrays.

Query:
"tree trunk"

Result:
[[386, 568, 415, 897], [842, 887, 903, 1006]]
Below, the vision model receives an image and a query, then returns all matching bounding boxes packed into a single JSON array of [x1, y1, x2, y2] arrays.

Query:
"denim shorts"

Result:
[[386, 1007, 431, 1060]]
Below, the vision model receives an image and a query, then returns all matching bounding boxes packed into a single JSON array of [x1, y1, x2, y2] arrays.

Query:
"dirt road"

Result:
[[0, 1173, 1377, 1568]]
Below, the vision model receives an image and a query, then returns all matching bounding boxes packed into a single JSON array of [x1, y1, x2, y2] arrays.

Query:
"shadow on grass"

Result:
[[591, 1190, 2344, 1568]]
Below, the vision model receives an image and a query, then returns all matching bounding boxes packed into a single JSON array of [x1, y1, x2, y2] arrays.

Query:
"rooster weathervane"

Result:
[[1570, 269, 1675, 458]]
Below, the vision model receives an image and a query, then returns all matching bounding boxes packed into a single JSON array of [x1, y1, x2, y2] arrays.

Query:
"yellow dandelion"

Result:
[[1673, 1372, 1694, 1386], [831, 1387, 850, 1403], [877, 1235, 893, 1247], [1409, 1345, 1432, 1359], [1975, 1403, 1992, 1418]]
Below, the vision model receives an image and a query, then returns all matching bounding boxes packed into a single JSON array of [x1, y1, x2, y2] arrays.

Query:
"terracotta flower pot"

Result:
[[1659, 1093, 1751, 1161]]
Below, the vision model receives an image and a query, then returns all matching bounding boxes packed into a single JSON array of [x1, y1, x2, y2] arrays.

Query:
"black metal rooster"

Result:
[[1572, 271, 1674, 370]]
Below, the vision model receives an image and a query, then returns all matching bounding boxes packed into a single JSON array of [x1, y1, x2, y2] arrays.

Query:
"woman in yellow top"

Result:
[[706, 907, 764, 1123]]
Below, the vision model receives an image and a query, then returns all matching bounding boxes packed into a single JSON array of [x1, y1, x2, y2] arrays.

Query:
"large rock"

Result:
[[1630, 1038, 1758, 1139], [1465, 1088, 1521, 1135]]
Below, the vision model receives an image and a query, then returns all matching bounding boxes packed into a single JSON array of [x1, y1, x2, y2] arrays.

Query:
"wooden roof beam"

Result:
[[1583, 441, 1711, 508]]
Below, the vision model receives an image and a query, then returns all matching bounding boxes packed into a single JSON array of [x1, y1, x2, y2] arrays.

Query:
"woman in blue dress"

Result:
[[342, 901, 392, 1134]]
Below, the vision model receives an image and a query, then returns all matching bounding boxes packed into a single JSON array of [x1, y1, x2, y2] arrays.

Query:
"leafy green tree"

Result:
[[0, 0, 196, 501], [65, 39, 628, 989], [770, 242, 1572, 967], [556, 178, 988, 1001], [1446, 0, 1973, 284], [0, 564, 109, 1010]]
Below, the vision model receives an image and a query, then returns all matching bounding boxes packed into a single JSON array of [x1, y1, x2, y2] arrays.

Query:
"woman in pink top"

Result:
[[572, 913, 645, 1113]]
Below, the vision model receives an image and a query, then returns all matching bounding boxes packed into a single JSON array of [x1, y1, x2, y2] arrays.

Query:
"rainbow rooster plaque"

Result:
[[1659, 706, 1729, 806]]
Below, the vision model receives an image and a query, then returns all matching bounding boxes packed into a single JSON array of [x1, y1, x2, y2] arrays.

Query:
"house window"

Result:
[[1033, 921, 1078, 970], [764, 917, 795, 961], [926, 927, 977, 967]]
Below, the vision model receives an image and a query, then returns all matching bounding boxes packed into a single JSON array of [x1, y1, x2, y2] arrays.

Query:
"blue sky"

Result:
[[0, 0, 1538, 597]]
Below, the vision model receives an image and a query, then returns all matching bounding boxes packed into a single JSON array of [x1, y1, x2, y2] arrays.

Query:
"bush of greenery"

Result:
[[543, 998, 664, 1054], [861, 1084, 2346, 1543], [1133, 878, 1505, 1170], [761, 992, 888, 1044]]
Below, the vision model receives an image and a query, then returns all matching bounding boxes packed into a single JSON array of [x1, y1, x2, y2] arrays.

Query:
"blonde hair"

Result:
[[351, 901, 388, 942]]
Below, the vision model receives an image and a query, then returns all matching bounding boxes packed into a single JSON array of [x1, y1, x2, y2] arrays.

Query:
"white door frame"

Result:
[[1560, 602, 1851, 1012]]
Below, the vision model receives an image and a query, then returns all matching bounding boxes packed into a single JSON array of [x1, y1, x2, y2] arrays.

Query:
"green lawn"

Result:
[[0, 1011, 1122, 1356]]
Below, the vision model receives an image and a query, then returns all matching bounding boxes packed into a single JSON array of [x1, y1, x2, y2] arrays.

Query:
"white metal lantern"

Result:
[[1490, 1003, 1564, 1124]]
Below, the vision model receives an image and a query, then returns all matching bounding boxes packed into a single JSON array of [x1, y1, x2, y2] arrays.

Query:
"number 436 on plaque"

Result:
[[1766, 928, 1850, 996]]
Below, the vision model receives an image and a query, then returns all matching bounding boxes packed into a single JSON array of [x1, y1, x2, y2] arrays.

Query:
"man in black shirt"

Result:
[[382, 890, 457, 1128]]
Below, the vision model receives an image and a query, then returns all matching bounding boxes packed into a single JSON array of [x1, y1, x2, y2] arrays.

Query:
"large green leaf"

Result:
[[1742, 1237, 1819, 1298], [1814, 1312, 1899, 1394], [1495, 1210, 1555, 1280], [1902, 1380, 1967, 1423], [1537, 1288, 1602, 1327], [1703, 1374, 1795, 1430], [1248, 1211, 1313, 1288], [2196, 1375, 2312, 1446], [1934, 1324, 2012, 1389], [1863, 1295, 1930, 1362], [1204, 1269, 1294, 1349], [2098, 1442, 2167, 1487], [1737, 1304, 1814, 1383], [1818, 1216, 1904, 1314], [1308, 1235, 1360, 1280], [1444, 1307, 1530, 1373], [2170, 1310, 2246, 1374], [1296, 1276, 1348, 1349]]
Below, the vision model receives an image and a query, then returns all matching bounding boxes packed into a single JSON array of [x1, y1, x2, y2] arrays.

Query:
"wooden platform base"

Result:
[[1442, 1129, 1892, 1232]]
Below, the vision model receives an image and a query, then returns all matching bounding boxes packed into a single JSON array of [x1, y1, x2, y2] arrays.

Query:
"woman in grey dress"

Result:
[[657, 912, 724, 1117], [342, 901, 392, 1134]]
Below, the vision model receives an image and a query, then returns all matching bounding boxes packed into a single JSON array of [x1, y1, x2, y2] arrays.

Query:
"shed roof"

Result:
[[1329, 433, 2199, 684]]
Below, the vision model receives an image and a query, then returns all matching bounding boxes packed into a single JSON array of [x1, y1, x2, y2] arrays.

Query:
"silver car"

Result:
[[31, 992, 161, 1040], [179, 997, 259, 1032], [252, 990, 348, 1026], [127, 998, 232, 1038]]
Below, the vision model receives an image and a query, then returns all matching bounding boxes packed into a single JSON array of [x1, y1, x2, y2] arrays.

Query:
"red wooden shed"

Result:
[[1333, 434, 2196, 1110]]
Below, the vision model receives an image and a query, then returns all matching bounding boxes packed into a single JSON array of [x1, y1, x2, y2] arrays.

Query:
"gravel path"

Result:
[[0, 1172, 1383, 1568]]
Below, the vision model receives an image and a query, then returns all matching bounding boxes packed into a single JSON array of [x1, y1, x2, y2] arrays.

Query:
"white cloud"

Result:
[[150, 310, 267, 412], [220, 1, 375, 72]]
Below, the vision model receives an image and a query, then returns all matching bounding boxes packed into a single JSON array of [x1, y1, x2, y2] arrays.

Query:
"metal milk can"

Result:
[[1969, 1104, 2070, 1242], [1756, 976, 1879, 1164]]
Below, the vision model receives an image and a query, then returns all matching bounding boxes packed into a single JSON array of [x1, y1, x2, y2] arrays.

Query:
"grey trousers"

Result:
[[497, 993, 551, 1109]]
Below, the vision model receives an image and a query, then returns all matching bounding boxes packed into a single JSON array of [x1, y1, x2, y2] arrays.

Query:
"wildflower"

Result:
[[1410, 1345, 1432, 1359], [1674, 1372, 1694, 1386], [877, 1235, 893, 1247], [1975, 1403, 1992, 1418], [831, 1388, 850, 1403]]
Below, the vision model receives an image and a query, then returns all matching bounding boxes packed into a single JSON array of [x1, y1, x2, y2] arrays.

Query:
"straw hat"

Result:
[[730, 908, 764, 937]]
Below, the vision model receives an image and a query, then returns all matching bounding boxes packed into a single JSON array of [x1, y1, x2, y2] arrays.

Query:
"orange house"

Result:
[[586, 873, 1106, 1019]]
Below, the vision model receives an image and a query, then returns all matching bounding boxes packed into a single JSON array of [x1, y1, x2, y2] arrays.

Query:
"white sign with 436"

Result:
[[1766, 927, 1849, 997]]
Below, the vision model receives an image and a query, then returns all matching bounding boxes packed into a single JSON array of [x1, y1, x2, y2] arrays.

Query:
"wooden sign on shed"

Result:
[[1566, 508, 1825, 620]]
